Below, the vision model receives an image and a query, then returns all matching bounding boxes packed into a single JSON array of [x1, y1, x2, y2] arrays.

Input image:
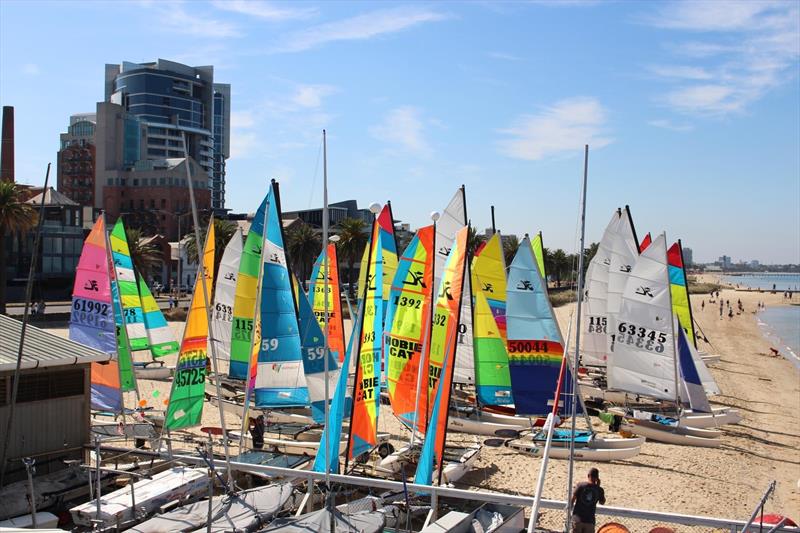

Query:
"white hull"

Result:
[[378, 444, 481, 485], [446, 416, 523, 437], [680, 409, 741, 428], [0, 511, 60, 529], [507, 439, 641, 461], [133, 365, 172, 380], [620, 421, 721, 448]]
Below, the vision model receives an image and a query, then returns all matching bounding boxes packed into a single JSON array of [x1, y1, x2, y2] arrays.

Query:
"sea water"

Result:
[[722, 273, 800, 292], [757, 306, 800, 370]]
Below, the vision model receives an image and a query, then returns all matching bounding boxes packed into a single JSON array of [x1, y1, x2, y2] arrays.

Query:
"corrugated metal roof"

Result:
[[25, 187, 79, 207], [0, 315, 112, 373]]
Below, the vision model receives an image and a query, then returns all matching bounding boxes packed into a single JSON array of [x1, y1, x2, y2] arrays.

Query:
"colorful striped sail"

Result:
[[297, 275, 340, 423], [111, 276, 137, 393], [376, 204, 399, 383], [70, 217, 121, 412], [472, 233, 513, 406], [137, 274, 179, 358], [416, 226, 468, 486], [212, 229, 243, 373], [531, 231, 545, 282], [346, 210, 385, 463], [230, 193, 269, 379], [165, 220, 215, 430], [308, 244, 346, 363], [668, 240, 696, 346], [506, 235, 565, 416], [109, 218, 149, 352], [437, 187, 474, 386], [254, 182, 308, 408], [385, 225, 434, 433]]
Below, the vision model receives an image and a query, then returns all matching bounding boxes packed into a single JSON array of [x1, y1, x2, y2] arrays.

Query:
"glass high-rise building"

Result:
[[104, 59, 230, 212]]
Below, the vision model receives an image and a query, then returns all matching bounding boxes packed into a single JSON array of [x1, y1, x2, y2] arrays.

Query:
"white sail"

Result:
[[436, 187, 473, 384], [580, 212, 619, 367], [607, 233, 676, 401], [688, 333, 720, 396], [211, 229, 242, 373], [605, 207, 639, 318]]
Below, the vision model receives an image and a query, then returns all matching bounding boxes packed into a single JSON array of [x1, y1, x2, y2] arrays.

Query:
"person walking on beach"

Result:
[[728, 307, 734, 320], [719, 301, 724, 319], [571, 467, 606, 532], [701, 300, 705, 311]]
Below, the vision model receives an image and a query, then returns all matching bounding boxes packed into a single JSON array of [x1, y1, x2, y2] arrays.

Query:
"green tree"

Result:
[[0, 182, 38, 314], [549, 249, 570, 288], [502, 234, 520, 267], [286, 221, 322, 286], [337, 217, 368, 296], [185, 218, 238, 276], [125, 227, 162, 282], [466, 225, 485, 262]]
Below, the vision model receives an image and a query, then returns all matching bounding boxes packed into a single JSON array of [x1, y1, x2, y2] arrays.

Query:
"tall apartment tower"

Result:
[[103, 59, 230, 212], [57, 113, 97, 206]]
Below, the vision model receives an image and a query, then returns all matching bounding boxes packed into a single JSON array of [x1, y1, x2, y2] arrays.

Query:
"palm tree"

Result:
[[502, 234, 520, 267], [0, 182, 38, 314], [125, 227, 162, 281], [337, 217, 368, 296], [286, 222, 322, 286], [184, 218, 238, 276], [549, 249, 570, 288], [466, 225, 485, 262]]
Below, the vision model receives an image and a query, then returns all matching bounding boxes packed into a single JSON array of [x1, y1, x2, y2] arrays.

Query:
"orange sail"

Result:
[[308, 244, 346, 362]]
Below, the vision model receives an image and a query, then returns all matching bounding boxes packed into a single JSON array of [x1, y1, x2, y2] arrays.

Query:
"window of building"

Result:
[[139, 199, 144, 209], [150, 199, 155, 208], [159, 178, 165, 186], [161, 198, 166, 208], [133, 179, 139, 186], [14, 369, 85, 403], [129, 199, 134, 209]]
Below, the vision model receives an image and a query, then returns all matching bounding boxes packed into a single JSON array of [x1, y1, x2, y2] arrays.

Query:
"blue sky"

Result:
[[1, 0, 798, 264]]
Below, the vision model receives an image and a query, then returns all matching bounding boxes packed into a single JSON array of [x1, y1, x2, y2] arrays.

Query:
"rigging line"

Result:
[[307, 136, 324, 209]]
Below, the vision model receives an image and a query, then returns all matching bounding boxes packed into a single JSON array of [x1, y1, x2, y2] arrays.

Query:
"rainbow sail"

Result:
[[137, 274, 179, 358], [416, 226, 468, 486], [385, 225, 434, 433], [254, 182, 308, 408], [506, 235, 565, 415], [346, 209, 385, 463], [212, 229, 243, 373], [472, 233, 513, 406], [230, 193, 269, 379], [69, 217, 121, 412], [165, 220, 215, 430], [308, 244, 346, 363], [668, 240, 696, 346], [109, 218, 148, 352], [111, 276, 137, 393]]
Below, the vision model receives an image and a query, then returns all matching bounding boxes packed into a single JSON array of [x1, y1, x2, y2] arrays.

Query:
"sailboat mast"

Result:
[[322, 129, 332, 491], [666, 233, 681, 415], [625, 205, 640, 253], [181, 133, 232, 477], [566, 145, 589, 532], [490, 205, 496, 234]]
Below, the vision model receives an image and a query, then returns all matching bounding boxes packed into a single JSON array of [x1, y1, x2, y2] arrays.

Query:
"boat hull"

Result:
[[620, 421, 721, 448], [507, 439, 641, 461]]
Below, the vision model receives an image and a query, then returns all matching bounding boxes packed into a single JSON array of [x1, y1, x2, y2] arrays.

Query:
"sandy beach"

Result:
[[43, 276, 800, 521]]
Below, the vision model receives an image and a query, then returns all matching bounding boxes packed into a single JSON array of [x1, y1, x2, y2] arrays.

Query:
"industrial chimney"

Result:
[[0, 106, 14, 183]]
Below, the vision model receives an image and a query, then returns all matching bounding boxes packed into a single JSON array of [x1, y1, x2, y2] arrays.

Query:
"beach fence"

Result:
[[170, 452, 799, 533]]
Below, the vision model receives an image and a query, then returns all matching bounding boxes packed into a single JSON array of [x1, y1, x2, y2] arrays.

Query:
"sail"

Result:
[[506, 235, 566, 416], [111, 276, 137, 393], [308, 244, 346, 363], [531, 232, 545, 281], [607, 233, 676, 401], [639, 232, 652, 253], [138, 274, 179, 358], [689, 332, 720, 395], [436, 187, 474, 385], [230, 194, 269, 379], [212, 229, 242, 373], [297, 274, 340, 423], [314, 298, 363, 474], [472, 233, 513, 406], [384, 225, 434, 433], [667, 241, 696, 346], [347, 211, 385, 462], [606, 206, 639, 329], [254, 183, 308, 408], [677, 320, 711, 413], [165, 220, 215, 429], [109, 218, 149, 352], [356, 244, 369, 305], [69, 217, 121, 412], [416, 226, 468, 486], [580, 211, 620, 367]]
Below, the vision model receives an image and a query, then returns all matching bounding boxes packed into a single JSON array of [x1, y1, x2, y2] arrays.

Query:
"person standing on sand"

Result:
[[719, 301, 724, 319], [571, 467, 606, 532], [701, 300, 705, 311], [728, 307, 734, 320]]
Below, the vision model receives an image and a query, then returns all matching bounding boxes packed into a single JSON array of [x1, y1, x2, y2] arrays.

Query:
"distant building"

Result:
[[683, 247, 693, 267], [749, 260, 760, 268], [282, 200, 372, 229], [718, 255, 732, 269], [57, 113, 97, 207]]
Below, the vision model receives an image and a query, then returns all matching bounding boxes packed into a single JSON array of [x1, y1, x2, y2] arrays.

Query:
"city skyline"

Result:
[[1, 1, 798, 264]]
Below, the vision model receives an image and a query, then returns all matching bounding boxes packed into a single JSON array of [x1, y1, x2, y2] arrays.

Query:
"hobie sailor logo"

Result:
[[269, 253, 281, 264], [84, 279, 99, 291], [403, 270, 426, 288], [438, 280, 453, 300], [602, 258, 611, 266], [438, 246, 451, 256], [482, 282, 494, 293], [367, 273, 377, 290], [517, 280, 534, 291], [253, 245, 262, 256], [620, 265, 632, 273], [316, 271, 333, 281], [635, 286, 654, 298], [224, 272, 236, 281]]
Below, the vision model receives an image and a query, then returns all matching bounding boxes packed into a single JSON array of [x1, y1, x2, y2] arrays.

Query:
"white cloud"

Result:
[[486, 51, 523, 61], [291, 85, 336, 108], [211, 1, 317, 21], [153, 2, 241, 38], [648, 119, 694, 132], [274, 6, 448, 53], [22, 63, 40, 75], [231, 110, 256, 129], [496, 97, 612, 161], [645, 1, 799, 116], [370, 106, 431, 156]]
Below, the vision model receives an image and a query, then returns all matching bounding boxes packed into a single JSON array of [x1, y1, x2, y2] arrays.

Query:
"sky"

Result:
[[1, 0, 798, 264]]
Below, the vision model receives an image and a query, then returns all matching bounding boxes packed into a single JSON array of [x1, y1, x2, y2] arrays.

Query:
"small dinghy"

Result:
[[128, 482, 294, 533], [421, 502, 525, 533], [617, 411, 721, 448], [134, 360, 172, 380], [377, 443, 482, 485]]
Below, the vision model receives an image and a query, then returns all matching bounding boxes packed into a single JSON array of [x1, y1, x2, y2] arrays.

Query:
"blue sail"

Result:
[[506, 236, 569, 416], [678, 324, 711, 413], [254, 184, 309, 407]]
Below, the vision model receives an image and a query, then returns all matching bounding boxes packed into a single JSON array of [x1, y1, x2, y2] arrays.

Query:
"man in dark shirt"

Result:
[[571, 467, 606, 532]]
